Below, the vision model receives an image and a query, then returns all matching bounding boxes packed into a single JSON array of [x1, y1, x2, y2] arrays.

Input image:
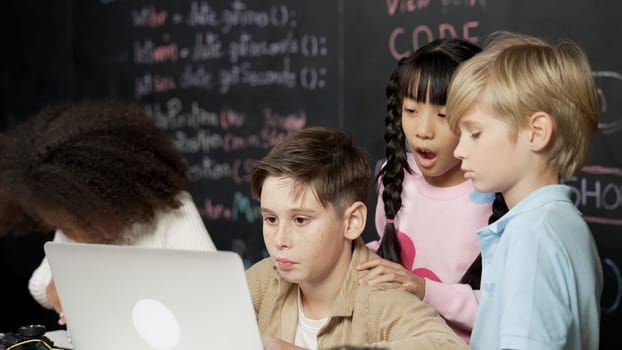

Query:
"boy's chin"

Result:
[[471, 180, 496, 194], [279, 273, 303, 285], [272, 264, 302, 283]]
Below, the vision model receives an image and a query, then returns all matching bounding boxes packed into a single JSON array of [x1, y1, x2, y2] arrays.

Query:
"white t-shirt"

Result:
[[28, 191, 216, 308], [294, 287, 329, 350]]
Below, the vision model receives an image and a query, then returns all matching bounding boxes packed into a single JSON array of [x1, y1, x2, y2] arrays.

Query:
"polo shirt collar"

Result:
[[484, 184, 571, 235], [477, 185, 571, 260]]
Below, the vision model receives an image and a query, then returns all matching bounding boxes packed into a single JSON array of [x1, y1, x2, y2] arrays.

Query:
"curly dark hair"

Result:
[[376, 39, 507, 288], [0, 100, 189, 242]]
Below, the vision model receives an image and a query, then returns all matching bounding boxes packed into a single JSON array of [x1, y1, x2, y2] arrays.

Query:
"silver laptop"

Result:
[[44, 242, 263, 350]]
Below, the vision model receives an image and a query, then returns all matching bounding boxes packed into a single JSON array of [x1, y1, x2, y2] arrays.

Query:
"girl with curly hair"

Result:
[[0, 100, 215, 324], [356, 39, 507, 341]]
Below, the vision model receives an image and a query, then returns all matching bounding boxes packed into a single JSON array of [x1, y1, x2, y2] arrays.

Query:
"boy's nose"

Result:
[[453, 139, 466, 159], [273, 225, 291, 249]]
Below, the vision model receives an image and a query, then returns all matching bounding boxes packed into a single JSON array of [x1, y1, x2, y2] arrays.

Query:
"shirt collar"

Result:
[[477, 185, 571, 261], [483, 184, 571, 236], [330, 237, 370, 317]]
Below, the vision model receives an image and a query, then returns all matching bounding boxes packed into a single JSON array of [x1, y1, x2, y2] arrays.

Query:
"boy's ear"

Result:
[[528, 111, 554, 151], [343, 201, 366, 241]]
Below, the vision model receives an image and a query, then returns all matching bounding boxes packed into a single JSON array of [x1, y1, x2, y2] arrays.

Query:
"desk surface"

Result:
[[45, 330, 73, 349]]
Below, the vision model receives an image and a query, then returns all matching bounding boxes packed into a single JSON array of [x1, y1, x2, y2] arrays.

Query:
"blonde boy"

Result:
[[447, 31, 603, 349], [246, 127, 467, 349]]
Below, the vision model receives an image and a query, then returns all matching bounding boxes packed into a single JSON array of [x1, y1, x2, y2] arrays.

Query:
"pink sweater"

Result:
[[369, 154, 494, 342]]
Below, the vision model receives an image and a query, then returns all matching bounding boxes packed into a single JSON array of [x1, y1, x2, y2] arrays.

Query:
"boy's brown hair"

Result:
[[250, 127, 371, 217], [447, 31, 598, 179]]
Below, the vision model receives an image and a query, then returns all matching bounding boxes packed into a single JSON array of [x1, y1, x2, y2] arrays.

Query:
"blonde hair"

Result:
[[447, 31, 598, 179]]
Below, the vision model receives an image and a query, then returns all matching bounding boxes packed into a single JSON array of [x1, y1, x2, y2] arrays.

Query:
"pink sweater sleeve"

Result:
[[423, 279, 481, 330]]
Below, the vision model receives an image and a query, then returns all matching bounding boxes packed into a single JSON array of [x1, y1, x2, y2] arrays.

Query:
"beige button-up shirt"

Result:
[[246, 238, 468, 350]]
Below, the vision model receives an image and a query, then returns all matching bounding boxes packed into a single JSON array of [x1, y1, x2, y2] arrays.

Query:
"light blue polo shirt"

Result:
[[471, 185, 603, 350]]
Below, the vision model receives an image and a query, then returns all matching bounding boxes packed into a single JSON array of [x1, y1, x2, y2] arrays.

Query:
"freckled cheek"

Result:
[[310, 250, 322, 261], [308, 232, 328, 260], [262, 226, 275, 244]]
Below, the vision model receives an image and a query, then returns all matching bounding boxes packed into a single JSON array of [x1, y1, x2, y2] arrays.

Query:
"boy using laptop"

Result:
[[446, 31, 603, 349], [246, 127, 467, 349]]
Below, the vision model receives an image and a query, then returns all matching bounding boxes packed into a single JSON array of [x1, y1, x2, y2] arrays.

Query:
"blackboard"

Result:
[[66, 0, 343, 266], [2, 0, 621, 347]]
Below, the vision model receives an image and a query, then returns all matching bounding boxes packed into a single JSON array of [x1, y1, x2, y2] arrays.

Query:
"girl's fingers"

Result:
[[356, 257, 403, 270], [367, 272, 402, 285], [355, 258, 383, 270]]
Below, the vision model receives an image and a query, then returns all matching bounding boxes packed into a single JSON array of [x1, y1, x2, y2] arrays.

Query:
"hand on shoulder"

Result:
[[356, 257, 426, 299]]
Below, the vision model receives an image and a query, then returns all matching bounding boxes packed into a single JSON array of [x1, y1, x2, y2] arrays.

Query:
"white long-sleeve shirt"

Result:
[[29, 191, 216, 308]]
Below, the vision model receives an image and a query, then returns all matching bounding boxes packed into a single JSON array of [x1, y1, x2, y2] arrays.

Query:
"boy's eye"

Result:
[[471, 132, 481, 139], [437, 113, 447, 118], [263, 216, 277, 224], [293, 216, 309, 225]]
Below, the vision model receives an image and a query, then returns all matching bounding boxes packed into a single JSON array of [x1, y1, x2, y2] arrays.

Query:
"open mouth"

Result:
[[418, 149, 436, 159], [415, 147, 437, 167]]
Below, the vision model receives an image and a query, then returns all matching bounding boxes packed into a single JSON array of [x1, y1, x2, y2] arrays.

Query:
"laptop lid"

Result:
[[44, 242, 262, 350]]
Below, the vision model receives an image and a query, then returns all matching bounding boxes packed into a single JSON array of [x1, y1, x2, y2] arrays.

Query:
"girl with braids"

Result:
[[0, 100, 216, 325], [356, 39, 507, 341]]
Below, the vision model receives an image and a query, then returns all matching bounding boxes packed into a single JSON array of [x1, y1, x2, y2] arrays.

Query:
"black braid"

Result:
[[377, 59, 411, 264], [459, 193, 508, 289]]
